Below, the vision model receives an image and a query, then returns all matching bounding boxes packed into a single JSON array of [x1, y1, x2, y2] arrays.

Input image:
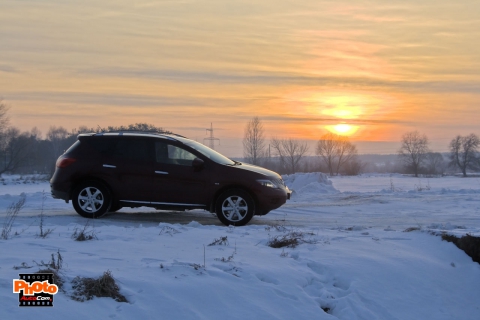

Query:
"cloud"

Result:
[[169, 126, 228, 131], [260, 114, 414, 126], [5, 91, 212, 107], [77, 67, 480, 94], [0, 64, 16, 73]]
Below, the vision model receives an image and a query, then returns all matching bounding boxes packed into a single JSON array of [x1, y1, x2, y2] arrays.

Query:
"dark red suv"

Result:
[[50, 132, 291, 226]]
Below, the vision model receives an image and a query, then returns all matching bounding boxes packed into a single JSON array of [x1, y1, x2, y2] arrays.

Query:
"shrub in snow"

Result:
[[267, 231, 317, 248], [72, 270, 127, 302], [36, 269, 64, 291], [72, 222, 97, 241]]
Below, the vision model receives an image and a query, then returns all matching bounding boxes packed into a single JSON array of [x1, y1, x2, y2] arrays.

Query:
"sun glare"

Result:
[[325, 124, 359, 136], [288, 90, 397, 139], [321, 96, 365, 119]]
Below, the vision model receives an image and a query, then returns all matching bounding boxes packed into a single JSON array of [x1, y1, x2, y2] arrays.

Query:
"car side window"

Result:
[[155, 141, 196, 166], [112, 138, 150, 162]]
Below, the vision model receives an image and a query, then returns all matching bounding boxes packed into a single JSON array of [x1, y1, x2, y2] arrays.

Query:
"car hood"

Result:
[[230, 162, 280, 179]]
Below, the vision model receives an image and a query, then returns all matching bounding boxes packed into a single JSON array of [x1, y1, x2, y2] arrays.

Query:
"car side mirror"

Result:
[[192, 158, 204, 172]]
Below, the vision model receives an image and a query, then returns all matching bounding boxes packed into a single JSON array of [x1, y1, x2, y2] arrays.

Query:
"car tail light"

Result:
[[56, 157, 76, 168]]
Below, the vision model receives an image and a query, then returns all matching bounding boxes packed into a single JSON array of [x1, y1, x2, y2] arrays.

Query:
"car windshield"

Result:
[[175, 138, 235, 165]]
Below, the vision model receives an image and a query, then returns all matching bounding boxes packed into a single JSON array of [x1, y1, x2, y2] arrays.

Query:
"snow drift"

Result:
[[282, 172, 338, 196]]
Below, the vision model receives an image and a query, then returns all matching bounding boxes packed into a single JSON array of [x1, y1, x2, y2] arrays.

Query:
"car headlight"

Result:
[[257, 179, 279, 189]]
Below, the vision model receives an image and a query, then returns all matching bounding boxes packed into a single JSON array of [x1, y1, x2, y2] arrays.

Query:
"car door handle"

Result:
[[103, 164, 116, 168], [155, 171, 168, 175]]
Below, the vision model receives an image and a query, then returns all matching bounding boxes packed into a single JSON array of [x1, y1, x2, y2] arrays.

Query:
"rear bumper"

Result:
[[50, 184, 69, 201]]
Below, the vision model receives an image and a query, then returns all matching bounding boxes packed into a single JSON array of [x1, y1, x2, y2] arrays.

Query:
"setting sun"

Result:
[[325, 124, 359, 136]]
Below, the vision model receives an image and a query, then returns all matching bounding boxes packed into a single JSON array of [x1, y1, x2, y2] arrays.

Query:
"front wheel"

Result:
[[215, 189, 255, 226], [72, 181, 111, 218]]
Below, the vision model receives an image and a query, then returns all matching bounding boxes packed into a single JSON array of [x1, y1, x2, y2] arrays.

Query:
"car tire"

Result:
[[215, 189, 255, 226], [72, 181, 111, 218]]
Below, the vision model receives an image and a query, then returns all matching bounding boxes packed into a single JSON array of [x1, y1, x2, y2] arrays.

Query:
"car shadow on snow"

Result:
[[102, 209, 277, 227]]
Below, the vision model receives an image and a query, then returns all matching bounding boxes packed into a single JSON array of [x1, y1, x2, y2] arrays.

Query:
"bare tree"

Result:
[[270, 138, 309, 174], [342, 157, 364, 176], [46, 126, 70, 159], [0, 100, 10, 153], [316, 133, 358, 176], [315, 133, 337, 176], [398, 131, 429, 177], [425, 152, 446, 175], [449, 134, 479, 177], [30, 127, 42, 140], [0, 127, 36, 174], [243, 117, 266, 165], [0, 100, 9, 133]]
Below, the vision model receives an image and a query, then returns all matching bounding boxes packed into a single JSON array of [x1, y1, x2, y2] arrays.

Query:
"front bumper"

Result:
[[256, 186, 291, 215]]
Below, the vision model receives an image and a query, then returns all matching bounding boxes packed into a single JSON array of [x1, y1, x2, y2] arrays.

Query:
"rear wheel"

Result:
[[72, 181, 111, 218], [215, 189, 255, 226]]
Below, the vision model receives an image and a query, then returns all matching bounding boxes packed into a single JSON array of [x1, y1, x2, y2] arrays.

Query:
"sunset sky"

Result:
[[1, 0, 479, 156]]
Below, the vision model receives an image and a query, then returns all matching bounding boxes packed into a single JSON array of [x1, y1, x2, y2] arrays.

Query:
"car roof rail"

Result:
[[84, 130, 187, 139], [98, 129, 170, 134]]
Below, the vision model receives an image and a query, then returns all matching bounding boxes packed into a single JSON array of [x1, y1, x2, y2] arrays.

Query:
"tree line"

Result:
[[0, 101, 478, 177], [242, 117, 362, 175], [0, 101, 169, 176], [397, 130, 479, 177], [243, 117, 480, 177]]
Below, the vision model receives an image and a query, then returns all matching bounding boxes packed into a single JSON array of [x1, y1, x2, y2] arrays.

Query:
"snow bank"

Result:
[[282, 172, 338, 195], [1, 222, 480, 320]]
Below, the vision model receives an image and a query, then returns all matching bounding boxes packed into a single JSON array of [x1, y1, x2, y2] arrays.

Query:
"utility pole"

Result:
[[204, 123, 220, 150]]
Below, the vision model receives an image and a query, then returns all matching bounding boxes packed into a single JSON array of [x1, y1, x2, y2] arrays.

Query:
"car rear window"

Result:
[[64, 140, 81, 155], [86, 138, 116, 155]]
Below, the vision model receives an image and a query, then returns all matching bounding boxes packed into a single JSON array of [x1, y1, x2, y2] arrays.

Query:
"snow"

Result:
[[1, 173, 480, 319], [283, 172, 338, 198]]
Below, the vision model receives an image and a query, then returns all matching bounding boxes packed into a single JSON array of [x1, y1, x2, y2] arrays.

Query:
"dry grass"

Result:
[[267, 231, 317, 249], [34, 250, 64, 271], [37, 191, 54, 238], [1, 195, 26, 240], [71, 270, 128, 303], [72, 222, 97, 241], [36, 269, 64, 291], [13, 262, 33, 270], [208, 236, 229, 246], [159, 226, 180, 236]]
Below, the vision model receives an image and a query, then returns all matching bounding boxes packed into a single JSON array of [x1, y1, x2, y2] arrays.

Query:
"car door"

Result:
[[152, 140, 208, 206], [102, 137, 154, 204]]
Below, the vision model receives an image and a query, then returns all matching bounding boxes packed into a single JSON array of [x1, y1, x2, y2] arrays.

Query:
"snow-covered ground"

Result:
[[1, 173, 479, 319]]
